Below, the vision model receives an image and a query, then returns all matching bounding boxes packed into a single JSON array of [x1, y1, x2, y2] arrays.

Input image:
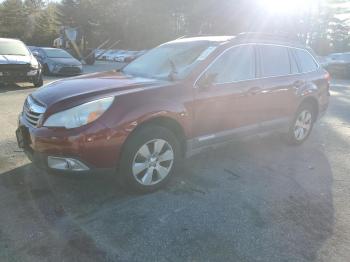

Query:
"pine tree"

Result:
[[0, 0, 28, 39], [31, 3, 60, 46]]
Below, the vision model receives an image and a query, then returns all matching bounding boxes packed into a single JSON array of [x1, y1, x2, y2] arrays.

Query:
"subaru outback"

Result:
[[16, 33, 330, 192]]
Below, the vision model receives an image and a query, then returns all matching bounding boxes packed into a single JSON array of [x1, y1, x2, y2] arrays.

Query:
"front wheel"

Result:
[[33, 73, 43, 87], [43, 64, 51, 76], [287, 104, 315, 145], [119, 126, 180, 193]]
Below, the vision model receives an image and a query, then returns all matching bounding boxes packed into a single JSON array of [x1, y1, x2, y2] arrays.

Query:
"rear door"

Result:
[[257, 44, 301, 130]]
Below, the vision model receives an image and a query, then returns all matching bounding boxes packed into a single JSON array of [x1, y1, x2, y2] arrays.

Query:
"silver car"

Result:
[[31, 47, 83, 76]]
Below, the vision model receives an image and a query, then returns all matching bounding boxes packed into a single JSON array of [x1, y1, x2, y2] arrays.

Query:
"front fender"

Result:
[[102, 97, 191, 138]]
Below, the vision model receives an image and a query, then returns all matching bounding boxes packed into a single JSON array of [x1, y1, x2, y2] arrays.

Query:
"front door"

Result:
[[192, 44, 263, 146]]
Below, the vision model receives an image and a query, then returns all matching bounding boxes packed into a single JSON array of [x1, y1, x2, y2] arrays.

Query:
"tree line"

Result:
[[0, 0, 349, 55]]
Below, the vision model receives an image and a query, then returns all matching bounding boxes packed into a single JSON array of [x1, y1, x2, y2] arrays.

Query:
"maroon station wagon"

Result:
[[17, 33, 330, 192]]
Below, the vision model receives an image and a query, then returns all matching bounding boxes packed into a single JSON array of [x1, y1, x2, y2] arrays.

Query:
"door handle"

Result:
[[247, 87, 262, 95]]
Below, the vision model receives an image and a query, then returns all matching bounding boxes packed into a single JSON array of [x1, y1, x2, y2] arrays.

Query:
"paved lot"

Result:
[[0, 66, 349, 261]]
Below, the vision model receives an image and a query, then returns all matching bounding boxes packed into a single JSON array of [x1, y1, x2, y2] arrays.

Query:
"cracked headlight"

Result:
[[44, 97, 114, 129]]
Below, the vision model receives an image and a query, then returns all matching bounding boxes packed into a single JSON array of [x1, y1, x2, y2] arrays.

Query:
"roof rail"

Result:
[[235, 32, 300, 43]]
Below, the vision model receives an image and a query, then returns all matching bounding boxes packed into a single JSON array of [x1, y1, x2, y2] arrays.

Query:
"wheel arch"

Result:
[[298, 96, 319, 121], [123, 116, 187, 156]]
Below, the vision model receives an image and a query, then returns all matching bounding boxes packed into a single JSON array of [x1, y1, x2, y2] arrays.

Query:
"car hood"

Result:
[[48, 57, 82, 66], [32, 71, 167, 108], [0, 55, 31, 65]]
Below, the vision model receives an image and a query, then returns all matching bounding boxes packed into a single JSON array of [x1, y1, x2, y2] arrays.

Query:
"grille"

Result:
[[59, 67, 81, 75], [0, 63, 31, 72], [23, 96, 46, 127]]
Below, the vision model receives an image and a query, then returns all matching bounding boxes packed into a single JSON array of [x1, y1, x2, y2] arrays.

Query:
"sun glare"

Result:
[[259, 0, 316, 15]]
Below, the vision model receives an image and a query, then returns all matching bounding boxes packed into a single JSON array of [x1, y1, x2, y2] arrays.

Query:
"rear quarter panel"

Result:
[[298, 69, 330, 116]]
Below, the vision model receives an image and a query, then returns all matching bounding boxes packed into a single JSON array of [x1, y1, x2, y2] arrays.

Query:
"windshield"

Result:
[[44, 49, 73, 58], [122, 41, 218, 80], [0, 40, 29, 56]]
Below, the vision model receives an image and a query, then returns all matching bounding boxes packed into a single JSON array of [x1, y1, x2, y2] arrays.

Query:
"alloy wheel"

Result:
[[294, 110, 312, 141], [132, 139, 174, 186]]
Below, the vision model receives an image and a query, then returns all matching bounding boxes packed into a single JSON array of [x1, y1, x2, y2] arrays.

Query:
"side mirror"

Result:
[[197, 73, 217, 89]]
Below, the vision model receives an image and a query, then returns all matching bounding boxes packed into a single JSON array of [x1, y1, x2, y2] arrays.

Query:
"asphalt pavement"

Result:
[[0, 66, 349, 262]]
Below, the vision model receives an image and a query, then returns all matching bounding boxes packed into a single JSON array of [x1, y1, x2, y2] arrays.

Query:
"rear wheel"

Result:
[[287, 104, 315, 145], [119, 126, 180, 193]]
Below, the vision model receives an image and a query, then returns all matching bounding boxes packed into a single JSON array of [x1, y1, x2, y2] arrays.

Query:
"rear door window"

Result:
[[259, 45, 291, 77], [294, 49, 318, 73], [205, 45, 256, 84]]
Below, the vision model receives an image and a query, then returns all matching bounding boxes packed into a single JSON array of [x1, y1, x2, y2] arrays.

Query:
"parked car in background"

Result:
[[0, 38, 43, 87], [317, 56, 330, 68], [31, 47, 83, 76], [96, 49, 148, 62], [99, 49, 119, 61], [113, 50, 129, 62], [17, 34, 330, 193], [94, 49, 106, 59], [325, 52, 350, 78]]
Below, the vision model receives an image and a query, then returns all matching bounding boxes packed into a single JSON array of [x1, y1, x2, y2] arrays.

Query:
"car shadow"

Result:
[[0, 133, 335, 262], [0, 82, 35, 93]]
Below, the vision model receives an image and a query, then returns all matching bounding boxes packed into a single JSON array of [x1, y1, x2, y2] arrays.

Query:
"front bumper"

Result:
[[17, 113, 127, 172], [50, 65, 83, 76], [0, 70, 39, 83]]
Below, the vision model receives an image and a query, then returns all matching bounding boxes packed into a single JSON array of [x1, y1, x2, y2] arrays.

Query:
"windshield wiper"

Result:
[[168, 59, 178, 81]]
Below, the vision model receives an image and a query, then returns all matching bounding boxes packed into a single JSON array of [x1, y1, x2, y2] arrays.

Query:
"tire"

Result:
[[119, 125, 181, 193], [43, 64, 51, 76], [33, 73, 43, 87], [287, 103, 316, 145]]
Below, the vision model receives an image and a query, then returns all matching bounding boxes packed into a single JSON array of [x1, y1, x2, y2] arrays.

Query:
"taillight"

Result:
[[325, 72, 331, 96], [325, 72, 331, 83]]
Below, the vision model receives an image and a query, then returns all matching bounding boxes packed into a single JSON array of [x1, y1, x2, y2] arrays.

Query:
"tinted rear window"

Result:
[[294, 49, 318, 73], [260, 45, 291, 77]]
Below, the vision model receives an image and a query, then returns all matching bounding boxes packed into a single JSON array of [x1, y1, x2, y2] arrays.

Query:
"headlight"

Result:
[[44, 97, 114, 129], [31, 60, 39, 69], [49, 63, 61, 71], [53, 63, 61, 69], [27, 70, 38, 76]]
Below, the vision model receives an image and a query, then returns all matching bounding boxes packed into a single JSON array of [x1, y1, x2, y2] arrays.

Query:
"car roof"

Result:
[[38, 47, 65, 51], [0, 38, 23, 43], [171, 33, 306, 49]]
